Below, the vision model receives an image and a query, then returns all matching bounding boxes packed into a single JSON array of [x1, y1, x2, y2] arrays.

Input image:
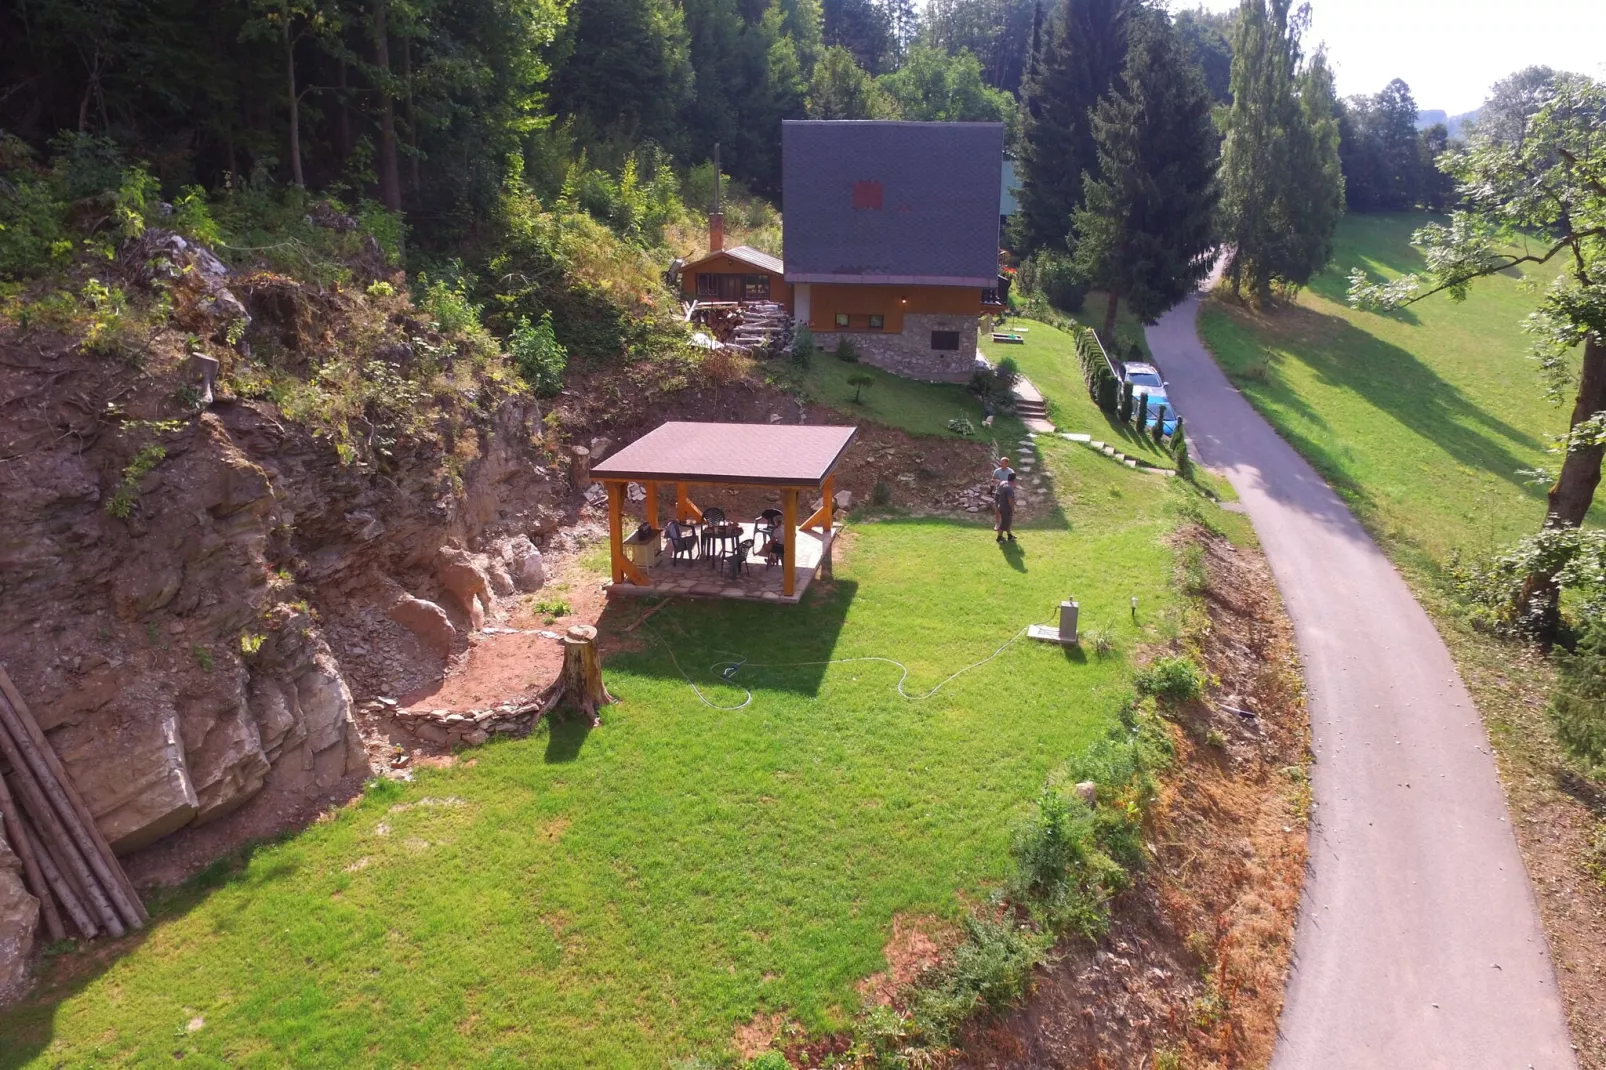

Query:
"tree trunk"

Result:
[[284, 16, 304, 188], [1102, 290, 1120, 340], [373, 0, 402, 211], [568, 445, 591, 491], [1520, 332, 1606, 640], [337, 58, 353, 160], [402, 38, 421, 197], [532, 626, 615, 726]]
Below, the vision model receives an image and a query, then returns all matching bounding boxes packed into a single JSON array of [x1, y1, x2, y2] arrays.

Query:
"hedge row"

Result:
[[1073, 327, 1120, 412]]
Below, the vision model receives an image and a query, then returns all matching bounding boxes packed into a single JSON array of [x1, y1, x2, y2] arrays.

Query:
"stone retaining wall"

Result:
[[813, 313, 977, 383]]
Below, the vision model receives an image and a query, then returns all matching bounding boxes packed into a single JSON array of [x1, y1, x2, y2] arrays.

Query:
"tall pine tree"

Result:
[[1072, 9, 1219, 337], [1015, 0, 1134, 254], [1218, 0, 1342, 301]]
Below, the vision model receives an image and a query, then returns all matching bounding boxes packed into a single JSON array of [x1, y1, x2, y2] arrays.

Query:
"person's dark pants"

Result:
[[996, 502, 1014, 534]]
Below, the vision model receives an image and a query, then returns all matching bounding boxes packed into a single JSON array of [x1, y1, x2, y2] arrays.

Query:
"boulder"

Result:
[[179, 684, 271, 825], [500, 535, 545, 592], [588, 436, 613, 462], [436, 546, 493, 630], [834, 490, 853, 511], [54, 700, 200, 854], [0, 828, 39, 1005], [263, 651, 366, 793], [1075, 781, 1098, 806], [389, 595, 456, 658]]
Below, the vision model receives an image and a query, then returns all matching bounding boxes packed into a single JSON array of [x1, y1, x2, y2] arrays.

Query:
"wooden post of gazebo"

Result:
[[781, 488, 799, 597]]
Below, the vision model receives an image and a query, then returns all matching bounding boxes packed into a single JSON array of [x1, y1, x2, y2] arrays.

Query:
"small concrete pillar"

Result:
[[1059, 599, 1079, 644]]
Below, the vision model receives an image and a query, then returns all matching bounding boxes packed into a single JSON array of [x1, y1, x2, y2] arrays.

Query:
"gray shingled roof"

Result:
[[782, 121, 1003, 287], [720, 245, 785, 275]]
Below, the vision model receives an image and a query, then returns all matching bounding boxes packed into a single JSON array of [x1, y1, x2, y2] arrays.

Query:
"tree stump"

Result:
[[531, 625, 614, 726], [568, 446, 591, 491]]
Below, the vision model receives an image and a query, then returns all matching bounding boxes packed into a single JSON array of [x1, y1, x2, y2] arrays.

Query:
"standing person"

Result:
[[993, 455, 1013, 484], [994, 471, 1017, 542]]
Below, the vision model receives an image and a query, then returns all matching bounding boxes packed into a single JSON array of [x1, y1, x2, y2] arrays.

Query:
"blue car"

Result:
[[1122, 361, 1179, 436]]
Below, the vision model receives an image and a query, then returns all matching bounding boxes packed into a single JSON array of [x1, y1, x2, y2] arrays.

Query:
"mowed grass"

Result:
[[2, 441, 1188, 1067], [1198, 212, 1599, 574], [984, 318, 1172, 464], [797, 349, 1020, 440]]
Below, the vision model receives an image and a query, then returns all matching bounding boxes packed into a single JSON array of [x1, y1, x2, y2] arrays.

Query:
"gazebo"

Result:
[[590, 421, 858, 603]]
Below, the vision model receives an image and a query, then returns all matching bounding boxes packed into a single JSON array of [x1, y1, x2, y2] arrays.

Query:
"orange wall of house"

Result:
[[806, 284, 981, 333], [680, 253, 791, 311]]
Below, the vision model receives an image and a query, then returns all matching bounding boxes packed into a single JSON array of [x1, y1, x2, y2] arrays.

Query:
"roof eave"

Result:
[[785, 273, 995, 288]]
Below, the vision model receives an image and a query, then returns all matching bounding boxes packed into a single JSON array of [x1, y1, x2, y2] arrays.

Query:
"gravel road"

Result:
[[1146, 291, 1577, 1068]]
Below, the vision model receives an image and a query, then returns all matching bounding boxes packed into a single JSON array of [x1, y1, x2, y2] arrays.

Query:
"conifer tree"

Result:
[[1218, 0, 1342, 301], [1015, 0, 1134, 254], [1072, 9, 1219, 337]]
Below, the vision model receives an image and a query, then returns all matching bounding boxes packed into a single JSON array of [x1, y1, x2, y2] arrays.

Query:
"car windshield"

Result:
[[1128, 372, 1162, 388]]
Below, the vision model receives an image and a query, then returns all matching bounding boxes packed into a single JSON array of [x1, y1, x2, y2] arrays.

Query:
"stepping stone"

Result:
[[1124, 459, 1138, 468], [1090, 440, 1105, 450], [1062, 433, 1092, 443], [1102, 446, 1116, 456], [1020, 437, 1035, 445]]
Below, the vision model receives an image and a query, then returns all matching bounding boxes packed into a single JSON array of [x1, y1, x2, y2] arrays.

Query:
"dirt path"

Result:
[[1148, 291, 1578, 1068]]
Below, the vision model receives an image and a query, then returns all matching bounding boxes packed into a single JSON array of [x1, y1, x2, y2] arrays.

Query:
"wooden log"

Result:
[[0, 688, 141, 930], [0, 666, 145, 923], [568, 445, 591, 491], [0, 770, 63, 942], [22, 820, 97, 940], [531, 625, 615, 727], [0, 711, 123, 937]]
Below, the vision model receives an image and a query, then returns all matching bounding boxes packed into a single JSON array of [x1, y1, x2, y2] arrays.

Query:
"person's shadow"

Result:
[[999, 538, 1026, 573]]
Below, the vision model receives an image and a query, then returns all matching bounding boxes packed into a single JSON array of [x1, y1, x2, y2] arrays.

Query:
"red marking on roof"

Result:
[[852, 181, 884, 210]]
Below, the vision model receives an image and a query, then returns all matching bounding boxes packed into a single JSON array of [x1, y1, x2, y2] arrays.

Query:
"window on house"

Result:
[[695, 273, 719, 297], [981, 287, 1001, 306], [834, 313, 850, 328], [743, 275, 770, 300], [867, 314, 884, 330], [931, 330, 961, 351], [852, 180, 884, 210]]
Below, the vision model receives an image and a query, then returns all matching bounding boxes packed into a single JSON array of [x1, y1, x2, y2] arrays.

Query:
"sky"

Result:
[[1176, 0, 1606, 114]]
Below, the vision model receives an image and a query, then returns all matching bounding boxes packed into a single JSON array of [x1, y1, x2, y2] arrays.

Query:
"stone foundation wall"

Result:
[[813, 313, 977, 383]]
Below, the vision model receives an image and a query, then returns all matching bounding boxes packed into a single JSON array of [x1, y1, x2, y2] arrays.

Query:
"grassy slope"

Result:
[[985, 318, 1172, 464], [1198, 213, 1598, 578], [3, 429, 1191, 1066], [798, 353, 1018, 440]]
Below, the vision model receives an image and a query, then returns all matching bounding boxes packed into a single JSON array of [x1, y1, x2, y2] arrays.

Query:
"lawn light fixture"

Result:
[[1130, 595, 1139, 619], [1029, 596, 1080, 646]]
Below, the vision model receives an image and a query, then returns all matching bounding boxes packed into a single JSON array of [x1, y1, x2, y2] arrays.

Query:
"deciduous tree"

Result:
[[1350, 74, 1606, 639]]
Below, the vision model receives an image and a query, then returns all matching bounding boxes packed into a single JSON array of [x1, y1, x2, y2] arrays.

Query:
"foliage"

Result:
[[1550, 620, 1606, 768], [1173, 6, 1235, 105], [877, 46, 1017, 132], [106, 444, 168, 519], [508, 311, 568, 396], [807, 45, 899, 120], [1072, 7, 1220, 332], [994, 356, 1020, 393], [1346, 74, 1606, 637], [906, 912, 1053, 1045], [1449, 528, 1606, 637], [1218, 1, 1345, 301], [1015, 0, 1136, 255], [847, 371, 875, 403], [919, 0, 1039, 96], [1119, 379, 1135, 423], [834, 334, 860, 362], [1016, 249, 1088, 314], [872, 479, 893, 505], [1072, 326, 1120, 412], [1337, 78, 1454, 212], [790, 324, 817, 366], [947, 413, 976, 436], [1134, 654, 1204, 703]]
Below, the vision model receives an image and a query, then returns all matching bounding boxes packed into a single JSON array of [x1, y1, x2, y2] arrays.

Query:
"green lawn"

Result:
[[797, 350, 1020, 440], [1198, 212, 1598, 576], [3, 438, 1194, 1067], [982, 318, 1173, 464]]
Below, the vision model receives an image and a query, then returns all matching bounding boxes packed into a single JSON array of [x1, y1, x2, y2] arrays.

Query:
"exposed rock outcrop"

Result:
[[0, 827, 39, 1003]]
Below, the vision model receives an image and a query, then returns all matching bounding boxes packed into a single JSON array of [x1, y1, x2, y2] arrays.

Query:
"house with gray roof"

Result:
[[782, 120, 1005, 382]]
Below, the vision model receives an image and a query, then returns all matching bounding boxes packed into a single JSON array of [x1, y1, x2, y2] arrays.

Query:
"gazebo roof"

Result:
[[591, 421, 857, 487]]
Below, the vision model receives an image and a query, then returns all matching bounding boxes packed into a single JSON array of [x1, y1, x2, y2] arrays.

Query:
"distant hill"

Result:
[[1417, 108, 1479, 140]]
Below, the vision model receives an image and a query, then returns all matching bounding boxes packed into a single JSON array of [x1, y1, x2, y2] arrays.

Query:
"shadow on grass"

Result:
[[999, 538, 1027, 572], [544, 718, 592, 763], [0, 832, 312, 1070], [1223, 302, 1546, 499]]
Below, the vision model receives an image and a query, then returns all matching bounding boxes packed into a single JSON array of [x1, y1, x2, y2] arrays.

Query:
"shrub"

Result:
[[1072, 327, 1120, 412], [105, 443, 166, 518], [871, 480, 893, 505], [1551, 620, 1606, 767], [834, 335, 859, 363], [1152, 403, 1167, 443], [1449, 528, 1606, 636], [847, 371, 875, 403], [994, 356, 1020, 394], [746, 1053, 790, 1070], [419, 274, 483, 335], [908, 912, 1053, 1045], [790, 324, 816, 366], [1118, 380, 1134, 423], [509, 311, 568, 396], [966, 367, 999, 402], [947, 413, 976, 436], [1135, 655, 1205, 703], [1018, 249, 1088, 313], [1135, 392, 1149, 432]]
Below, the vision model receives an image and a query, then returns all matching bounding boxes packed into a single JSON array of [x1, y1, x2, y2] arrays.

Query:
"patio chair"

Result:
[[664, 519, 698, 565], [761, 531, 785, 570], [754, 508, 782, 543], [699, 507, 733, 562], [729, 538, 755, 578]]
